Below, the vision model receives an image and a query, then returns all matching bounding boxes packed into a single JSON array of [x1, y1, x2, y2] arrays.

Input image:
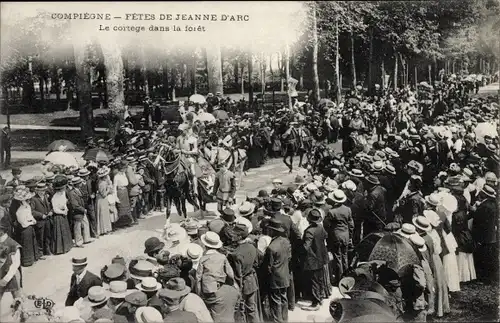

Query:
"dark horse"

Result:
[[154, 144, 203, 223], [280, 123, 314, 172]]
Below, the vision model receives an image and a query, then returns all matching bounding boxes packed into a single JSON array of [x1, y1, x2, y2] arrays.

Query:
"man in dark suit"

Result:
[[0, 126, 11, 169], [262, 198, 300, 311], [262, 218, 292, 323], [300, 209, 329, 311], [324, 190, 354, 285], [364, 174, 387, 236], [65, 257, 102, 306], [229, 223, 262, 323], [30, 182, 52, 256], [471, 185, 498, 284], [67, 177, 93, 246]]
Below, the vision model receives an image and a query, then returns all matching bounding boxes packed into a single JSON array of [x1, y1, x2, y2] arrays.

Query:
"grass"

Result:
[[434, 281, 498, 322]]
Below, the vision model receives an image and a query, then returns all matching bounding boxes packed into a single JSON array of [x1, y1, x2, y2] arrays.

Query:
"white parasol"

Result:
[[198, 112, 216, 123], [189, 94, 206, 104], [474, 122, 499, 144], [44, 151, 80, 168]]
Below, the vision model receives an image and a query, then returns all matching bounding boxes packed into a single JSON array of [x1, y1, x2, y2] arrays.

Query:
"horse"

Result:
[[153, 144, 204, 224], [281, 125, 314, 172], [202, 143, 247, 189]]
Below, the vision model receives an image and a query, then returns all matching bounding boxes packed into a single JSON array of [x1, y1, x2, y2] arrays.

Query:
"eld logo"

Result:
[[33, 297, 55, 311]]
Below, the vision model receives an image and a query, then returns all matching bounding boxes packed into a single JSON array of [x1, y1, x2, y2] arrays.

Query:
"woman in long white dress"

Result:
[[436, 192, 461, 292], [96, 167, 113, 235]]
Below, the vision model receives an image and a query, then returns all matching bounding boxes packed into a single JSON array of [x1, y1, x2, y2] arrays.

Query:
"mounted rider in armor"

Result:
[[176, 123, 199, 197]]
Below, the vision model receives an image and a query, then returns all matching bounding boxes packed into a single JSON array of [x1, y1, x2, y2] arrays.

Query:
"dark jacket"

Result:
[[30, 193, 51, 227], [396, 191, 424, 224], [471, 198, 497, 244], [67, 187, 87, 221], [365, 185, 387, 230], [270, 212, 301, 246], [228, 241, 259, 295], [324, 205, 354, 246], [301, 223, 329, 271], [262, 236, 292, 289], [65, 270, 102, 306], [163, 309, 199, 323], [345, 190, 365, 223]]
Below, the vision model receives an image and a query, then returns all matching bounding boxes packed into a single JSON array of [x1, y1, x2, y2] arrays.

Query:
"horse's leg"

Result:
[[298, 150, 304, 168], [178, 196, 188, 219], [165, 194, 172, 227], [288, 154, 294, 173], [236, 158, 247, 190]]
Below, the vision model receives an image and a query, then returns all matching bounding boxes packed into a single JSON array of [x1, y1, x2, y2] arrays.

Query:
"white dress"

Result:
[[442, 222, 461, 292]]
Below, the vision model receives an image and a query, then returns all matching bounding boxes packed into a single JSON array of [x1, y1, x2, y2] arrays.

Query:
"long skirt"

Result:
[[422, 259, 435, 316], [431, 254, 450, 317], [96, 196, 112, 235], [51, 214, 73, 255], [17, 226, 39, 267], [457, 252, 476, 283], [443, 253, 461, 292], [115, 188, 133, 227]]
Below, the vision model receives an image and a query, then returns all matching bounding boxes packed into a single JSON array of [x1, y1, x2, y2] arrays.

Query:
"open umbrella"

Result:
[[47, 140, 77, 152], [213, 109, 229, 120], [332, 298, 398, 323], [355, 232, 385, 262], [368, 233, 420, 275], [189, 94, 206, 104], [44, 151, 80, 168], [198, 112, 216, 123], [475, 122, 498, 144], [83, 148, 113, 162]]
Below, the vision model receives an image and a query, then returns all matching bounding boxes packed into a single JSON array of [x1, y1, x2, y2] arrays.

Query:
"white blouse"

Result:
[[16, 204, 36, 229], [52, 191, 69, 215], [113, 172, 129, 188]]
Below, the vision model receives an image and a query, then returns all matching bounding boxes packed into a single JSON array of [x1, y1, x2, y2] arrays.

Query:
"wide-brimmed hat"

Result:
[[423, 210, 440, 228], [104, 263, 126, 280], [311, 191, 326, 205], [185, 243, 203, 262], [144, 237, 165, 255], [424, 193, 441, 207], [396, 223, 416, 238], [135, 307, 163, 323], [410, 234, 427, 253], [164, 225, 188, 243], [158, 277, 191, 300], [307, 208, 322, 223], [13, 188, 34, 201], [341, 180, 357, 192], [328, 189, 347, 204], [221, 208, 236, 223], [97, 167, 110, 178], [129, 260, 154, 280], [35, 182, 47, 191], [201, 231, 223, 249], [412, 216, 431, 232], [182, 219, 199, 235], [268, 218, 285, 233], [108, 280, 134, 299], [71, 177, 83, 185], [238, 202, 255, 217], [294, 175, 306, 185], [371, 161, 385, 172], [384, 164, 396, 175], [348, 169, 364, 178], [125, 291, 148, 307], [365, 174, 380, 185], [136, 277, 162, 293], [77, 168, 90, 177], [481, 185, 496, 198], [84, 286, 109, 307]]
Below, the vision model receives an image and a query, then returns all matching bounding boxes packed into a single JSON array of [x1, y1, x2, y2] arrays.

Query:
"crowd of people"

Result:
[[0, 73, 498, 322]]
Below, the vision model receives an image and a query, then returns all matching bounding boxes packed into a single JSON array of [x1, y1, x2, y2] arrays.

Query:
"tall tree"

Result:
[[206, 43, 224, 95], [73, 40, 93, 138], [311, 1, 321, 103]]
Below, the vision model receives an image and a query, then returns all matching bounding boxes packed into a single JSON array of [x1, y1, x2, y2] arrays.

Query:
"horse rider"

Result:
[[176, 123, 199, 198]]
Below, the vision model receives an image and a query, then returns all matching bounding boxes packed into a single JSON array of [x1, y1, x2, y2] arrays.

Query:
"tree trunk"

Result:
[[368, 28, 373, 93], [141, 48, 149, 97], [300, 71, 304, 89], [285, 42, 291, 108], [234, 60, 239, 87], [415, 65, 418, 88], [334, 17, 341, 103], [191, 53, 197, 94], [171, 67, 176, 101], [248, 53, 253, 106], [162, 61, 169, 99], [39, 77, 45, 105], [452, 60, 456, 74], [311, 2, 320, 104], [428, 64, 432, 83], [206, 43, 224, 95], [381, 59, 385, 90], [101, 40, 125, 139], [73, 42, 94, 138], [393, 52, 398, 91], [350, 31, 357, 89], [240, 63, 245, 95], [261, 52, 266, 95]]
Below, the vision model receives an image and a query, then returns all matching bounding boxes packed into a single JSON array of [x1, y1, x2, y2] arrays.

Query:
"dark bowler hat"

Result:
[[144, 237, 165, 255], [270, 198, 282, 211], [221, 208, 236, 223], [12, 168, 22, 175], [267, 218, 285, 233]]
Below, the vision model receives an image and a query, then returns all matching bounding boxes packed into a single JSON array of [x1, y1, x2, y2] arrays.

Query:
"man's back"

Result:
[[264, 236, 291, 289]]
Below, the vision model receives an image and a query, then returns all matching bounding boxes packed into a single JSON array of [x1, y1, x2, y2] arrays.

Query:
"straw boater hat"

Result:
[[348, 169, 364, 178], [328, 189, 347, 204], [396, 224, 416, 239], [78, 168, 90, 177], [410, 234, 427, 253], [135, 307, 163, 323], [365, 174, 380, 185], [104, 263, 126, 280], [158, 278, 191, 302], [129, 260, 154, 280], [481, 185, 496, 198], [201, 231, 223, 249], [412, 216, 432, 232], [97, 167, 110, 178], [238, 202, 255, 217], [108, 281, 134, 299], [84, 286, 109, 307], [136, 277, 162, 293], [424, 193, 441, 207], [184, 243, 203, 262], [423, 210, 440, 228], [71, 257, 88, 266]]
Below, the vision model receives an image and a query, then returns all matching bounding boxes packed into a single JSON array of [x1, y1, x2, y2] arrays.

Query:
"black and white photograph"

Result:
[[0, 1, 499, 322]]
